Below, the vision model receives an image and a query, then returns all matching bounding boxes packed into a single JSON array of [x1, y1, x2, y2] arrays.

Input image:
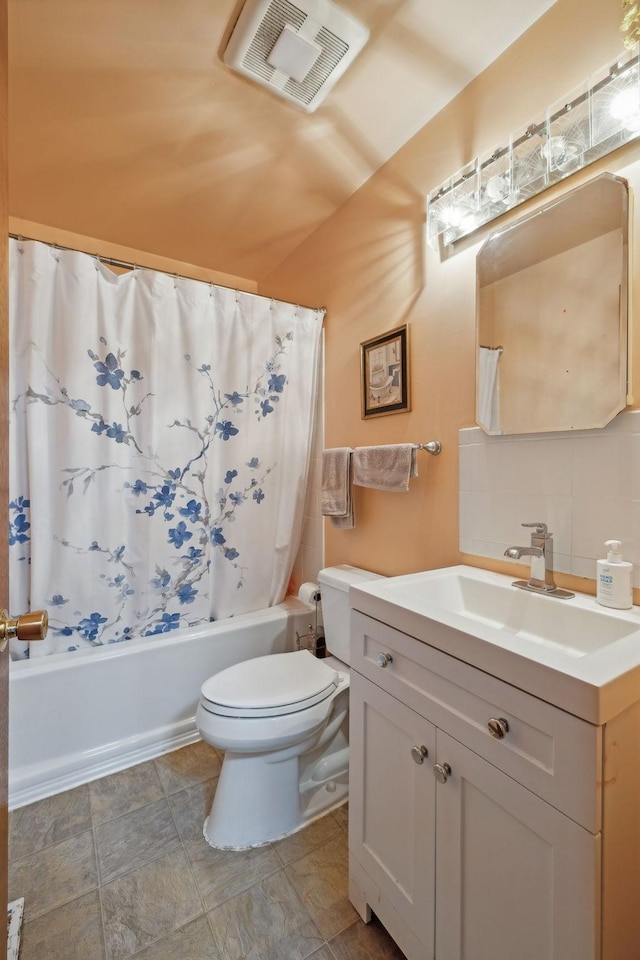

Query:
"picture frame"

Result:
[[360, 324, 410, 419]]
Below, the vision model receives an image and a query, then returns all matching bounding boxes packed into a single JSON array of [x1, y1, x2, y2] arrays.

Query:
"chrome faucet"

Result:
[[504, 522, 574, 599]]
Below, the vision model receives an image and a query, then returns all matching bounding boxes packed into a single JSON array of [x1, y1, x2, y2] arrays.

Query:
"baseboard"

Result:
[[9, 719, 200, 809]]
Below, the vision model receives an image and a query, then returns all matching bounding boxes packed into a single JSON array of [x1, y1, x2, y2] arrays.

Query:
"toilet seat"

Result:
[[200, 650, 340, 719]]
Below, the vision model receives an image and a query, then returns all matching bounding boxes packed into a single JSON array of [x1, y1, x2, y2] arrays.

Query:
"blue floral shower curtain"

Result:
[[9, 239, 322, 657]]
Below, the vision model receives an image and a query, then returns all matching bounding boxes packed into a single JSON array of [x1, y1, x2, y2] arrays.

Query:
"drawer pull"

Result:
[[376, 652, 393, 668], [487, 717, 509, 740], [411, 745, 428, 764], [433, 762, 452, 784]]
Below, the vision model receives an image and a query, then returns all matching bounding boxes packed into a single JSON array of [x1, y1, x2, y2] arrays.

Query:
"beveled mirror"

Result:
[[476, 173, 628, 435]]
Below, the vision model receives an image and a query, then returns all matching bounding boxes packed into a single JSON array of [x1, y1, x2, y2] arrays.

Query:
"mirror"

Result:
[[476, 173, 628, 435]]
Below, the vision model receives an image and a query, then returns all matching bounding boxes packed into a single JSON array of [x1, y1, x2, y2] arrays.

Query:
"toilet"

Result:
[[196, 564, 382, 850]]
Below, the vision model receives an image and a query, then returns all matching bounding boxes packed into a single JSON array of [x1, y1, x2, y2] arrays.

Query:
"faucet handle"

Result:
[[522, 522, 550, 536]]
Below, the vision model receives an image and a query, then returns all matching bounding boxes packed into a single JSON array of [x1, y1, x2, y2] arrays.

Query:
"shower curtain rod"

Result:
[[8, 233, 327, 319]]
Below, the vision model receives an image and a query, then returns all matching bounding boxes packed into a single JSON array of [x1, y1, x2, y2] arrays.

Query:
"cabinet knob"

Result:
[[410, 745, 428, 765], [487, 717, 509, 740], [433, 762, 451, 784], [376, 652, 393, 668]]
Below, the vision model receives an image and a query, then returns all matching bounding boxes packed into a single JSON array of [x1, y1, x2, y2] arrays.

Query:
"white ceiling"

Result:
[[8, 0, 557, 280]]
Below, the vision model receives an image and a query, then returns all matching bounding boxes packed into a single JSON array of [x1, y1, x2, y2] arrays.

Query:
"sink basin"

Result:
[[350, 565, 640, 723], [382, 569, 637, 658]]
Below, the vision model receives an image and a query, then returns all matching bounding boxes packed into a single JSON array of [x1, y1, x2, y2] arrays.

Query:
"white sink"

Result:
[[383, 568, 636, 658], [350, 565, 640, 723]]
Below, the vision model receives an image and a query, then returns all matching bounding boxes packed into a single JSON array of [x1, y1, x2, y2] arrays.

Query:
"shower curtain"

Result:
[[9, 239, 322, 657]]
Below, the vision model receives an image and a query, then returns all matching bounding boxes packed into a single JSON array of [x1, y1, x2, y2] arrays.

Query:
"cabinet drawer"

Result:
[[351, 611, 601, 832]]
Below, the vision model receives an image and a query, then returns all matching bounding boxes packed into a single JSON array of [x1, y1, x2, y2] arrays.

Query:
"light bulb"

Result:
[[610, 86, 640, 132], [610, 86, 639, 121], [541, 136, 567, 163], [541, 136, 580, 172], [442, 205, 463, 228], [442, 199, 475, 229], [485, 172, 510, 203], [440, 200, 478, 241]]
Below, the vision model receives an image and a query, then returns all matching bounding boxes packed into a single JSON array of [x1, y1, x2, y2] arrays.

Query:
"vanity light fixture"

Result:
[[427, 43, 640, 250]]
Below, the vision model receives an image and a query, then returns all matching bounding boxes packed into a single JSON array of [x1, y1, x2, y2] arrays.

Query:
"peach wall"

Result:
[[260, 0, 640, 588]]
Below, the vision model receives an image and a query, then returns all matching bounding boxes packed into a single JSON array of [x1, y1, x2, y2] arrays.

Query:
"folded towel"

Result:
[[330, 503, 356, 529], [353, 444, 418, 492], [321, 448, 355, 529]]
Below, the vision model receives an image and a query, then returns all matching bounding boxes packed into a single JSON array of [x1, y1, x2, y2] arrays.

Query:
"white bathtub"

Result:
[[8, 596, 315, 808]]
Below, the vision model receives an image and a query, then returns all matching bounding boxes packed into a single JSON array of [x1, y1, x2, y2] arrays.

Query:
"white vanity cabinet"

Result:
[[348, 609, 640, 960]]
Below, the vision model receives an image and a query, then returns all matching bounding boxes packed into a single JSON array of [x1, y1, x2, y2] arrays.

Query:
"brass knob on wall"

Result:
[[0, 609, 48, 643]]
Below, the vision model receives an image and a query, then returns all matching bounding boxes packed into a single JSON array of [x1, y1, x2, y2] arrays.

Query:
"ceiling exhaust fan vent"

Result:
[[223, 0, 369, 112]]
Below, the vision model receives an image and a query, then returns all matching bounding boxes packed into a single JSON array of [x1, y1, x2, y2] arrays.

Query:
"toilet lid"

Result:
[[200, 650, 340, 718]]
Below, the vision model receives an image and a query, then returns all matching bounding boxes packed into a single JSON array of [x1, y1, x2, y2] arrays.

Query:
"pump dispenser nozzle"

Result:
[[605, 539, 623, 562]]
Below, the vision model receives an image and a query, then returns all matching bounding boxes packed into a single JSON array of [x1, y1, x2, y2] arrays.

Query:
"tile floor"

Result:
[[9, 741, 407, 960]]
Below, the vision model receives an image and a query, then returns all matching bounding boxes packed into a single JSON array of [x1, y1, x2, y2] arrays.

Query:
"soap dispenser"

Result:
[[596, 540, 633, 609]]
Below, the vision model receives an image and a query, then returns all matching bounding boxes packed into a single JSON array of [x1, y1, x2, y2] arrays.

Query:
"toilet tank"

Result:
[[317, 565, 384, 664]]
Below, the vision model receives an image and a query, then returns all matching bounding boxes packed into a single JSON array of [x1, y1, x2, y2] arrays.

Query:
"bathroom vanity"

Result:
[[348, 565, 640, 960]]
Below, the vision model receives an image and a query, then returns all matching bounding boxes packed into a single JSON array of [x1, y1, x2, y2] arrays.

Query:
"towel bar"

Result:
[[414, 441, 442, 455]]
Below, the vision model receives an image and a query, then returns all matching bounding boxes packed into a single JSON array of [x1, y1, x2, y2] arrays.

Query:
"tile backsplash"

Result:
[[459, 410, 640, 586]]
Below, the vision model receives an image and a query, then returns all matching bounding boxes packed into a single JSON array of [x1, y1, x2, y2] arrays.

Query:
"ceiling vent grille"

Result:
[[223, 0, 368, 112]]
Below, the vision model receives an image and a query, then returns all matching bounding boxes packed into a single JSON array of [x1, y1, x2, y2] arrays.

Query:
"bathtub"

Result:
[[8, 596, 315, 808]]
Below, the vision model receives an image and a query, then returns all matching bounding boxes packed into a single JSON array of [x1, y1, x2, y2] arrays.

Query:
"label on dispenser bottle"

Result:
[[597, 561, 633, 609]]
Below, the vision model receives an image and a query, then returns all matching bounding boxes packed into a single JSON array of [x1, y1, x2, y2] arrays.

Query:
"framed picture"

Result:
[[360, 324, 410, 419]]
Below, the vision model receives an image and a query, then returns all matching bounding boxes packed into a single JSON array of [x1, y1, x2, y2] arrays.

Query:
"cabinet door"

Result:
[[349, 670, 437, 954], [435, 731, 600, 960]]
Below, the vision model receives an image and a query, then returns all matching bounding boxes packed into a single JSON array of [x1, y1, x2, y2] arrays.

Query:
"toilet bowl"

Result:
[[195, 564, 382, 850]]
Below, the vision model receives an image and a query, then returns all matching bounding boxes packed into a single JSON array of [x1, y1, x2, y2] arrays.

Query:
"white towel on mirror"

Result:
[[478, 346, 500, 432]]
